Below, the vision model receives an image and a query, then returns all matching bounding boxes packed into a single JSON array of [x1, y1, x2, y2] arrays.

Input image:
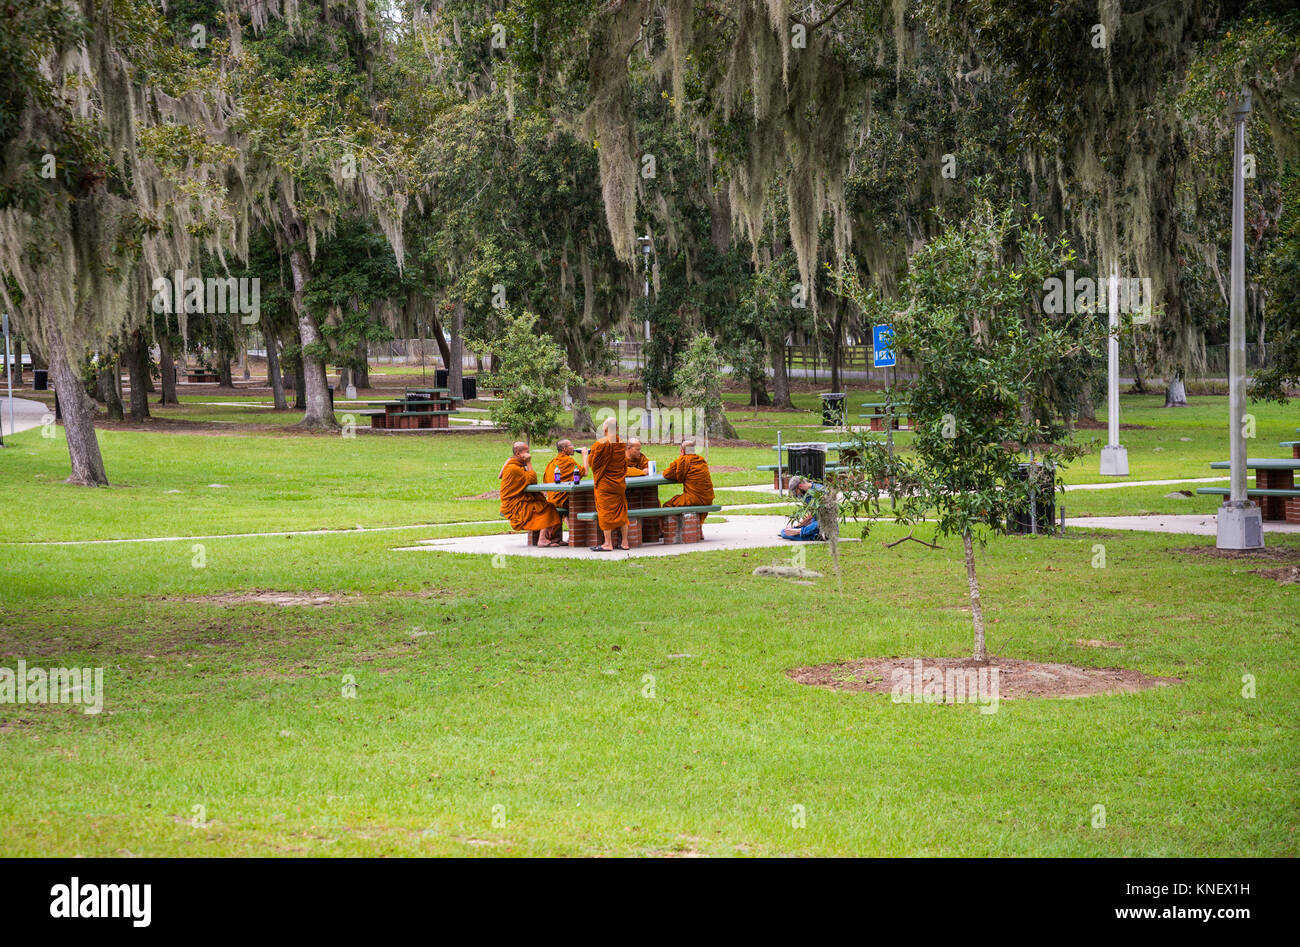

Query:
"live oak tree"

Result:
[[833, 200, 1106, 662]]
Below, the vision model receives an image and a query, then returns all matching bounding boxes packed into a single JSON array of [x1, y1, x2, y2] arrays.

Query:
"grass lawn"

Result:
[[1, 389, 1297, 855]]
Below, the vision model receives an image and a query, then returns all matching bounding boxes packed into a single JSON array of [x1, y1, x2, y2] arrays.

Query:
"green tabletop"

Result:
[[1209, 459, 1300, 470], [769, 441, 861, 451], [526, 474, 670, 493]]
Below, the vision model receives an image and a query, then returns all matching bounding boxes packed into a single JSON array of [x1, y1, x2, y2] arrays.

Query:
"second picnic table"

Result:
[[361, 387, 459, 429]]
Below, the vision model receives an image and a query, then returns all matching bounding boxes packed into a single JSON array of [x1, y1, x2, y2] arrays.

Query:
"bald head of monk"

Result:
[[512, 441, 531, 465], [679, 439, 696, 455], [626, 437, 641, 458], [600, 417, 618, 440], [556, 438, 574, 456]]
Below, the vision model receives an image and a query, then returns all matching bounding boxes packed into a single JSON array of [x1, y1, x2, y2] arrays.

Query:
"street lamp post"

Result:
[[1217, 89, 1264, 549], [1099, 262, 1128, 476], [638, 232, 652, 432]]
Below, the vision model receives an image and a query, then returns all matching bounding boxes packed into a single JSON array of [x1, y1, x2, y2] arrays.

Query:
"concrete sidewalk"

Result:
[[1065, 514, 1300, 536], [393, 514, 853, 559], [1, 396, 51, 437]]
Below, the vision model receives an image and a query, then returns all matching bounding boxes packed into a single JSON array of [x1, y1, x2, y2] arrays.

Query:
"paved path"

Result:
[[1064, 514, 1300, 536], [1, 396, 50, 437], [394, 515, 848, 559]]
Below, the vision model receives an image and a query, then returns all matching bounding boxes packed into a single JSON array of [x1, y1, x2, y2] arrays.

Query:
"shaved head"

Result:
[[681, 439, 696, 454], [601, 417, 618, 437], [557, 439, 573, 453], [628, 438, 641, 450], [512, 441, 528, 456]]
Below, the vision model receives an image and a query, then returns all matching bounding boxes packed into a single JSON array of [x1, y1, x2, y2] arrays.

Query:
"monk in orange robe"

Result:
[[541, 439, 586, 508], [499, 442, 563, 545], [587, 417, 629, 551], [662, 439, 716, 523], [625, 438, 651, 477]]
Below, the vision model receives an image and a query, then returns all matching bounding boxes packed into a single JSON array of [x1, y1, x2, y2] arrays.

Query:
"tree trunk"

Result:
[[98, 362, 124, 421], [770, 340, 793, 409], [10, 335, 21, 385], [156, 331, 179, 405], [353, 335, 370, 389], [125, 327, 151, 422], [448, 299, 465, 397], [428, 306, 453, 369], [750, 379, 772, 407], [46, 319, 109, 485], [292, 349, 306, 410], [289, 247, 337, 428], [217, 350, 234, 389], [1076, 380, 1096, 422], [962, 529, 987, 662], [830, 308, 844, 393], [239, 343, 250, 380], [1164, 372, 1188, 407], [264, 320, 288, 410]]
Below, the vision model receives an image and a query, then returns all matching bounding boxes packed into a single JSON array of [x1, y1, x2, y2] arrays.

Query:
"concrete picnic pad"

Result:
[[393, 515, 856, 559]]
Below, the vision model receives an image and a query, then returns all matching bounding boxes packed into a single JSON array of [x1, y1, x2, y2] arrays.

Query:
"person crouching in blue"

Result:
[[780, 476, 823, 541]]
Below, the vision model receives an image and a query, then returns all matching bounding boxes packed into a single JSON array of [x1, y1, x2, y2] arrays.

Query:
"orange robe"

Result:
[[625, 450, 651, 478], [499, 457, 562, 531], [663, 454, 715, 522], [541, 454, 586, 508], [588, 439, 629, 530]]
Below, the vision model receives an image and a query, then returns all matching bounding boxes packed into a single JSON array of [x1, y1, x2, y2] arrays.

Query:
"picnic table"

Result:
[[525, 474, 720, 548], [1198, 458, 1300, 523], [361, 392, 458, 429], [859, 401, 911, 431]]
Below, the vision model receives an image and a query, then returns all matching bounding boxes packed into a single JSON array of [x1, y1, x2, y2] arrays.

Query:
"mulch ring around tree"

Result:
[[788, 656, 1180, 701], [1251, 565, 1300, 585]]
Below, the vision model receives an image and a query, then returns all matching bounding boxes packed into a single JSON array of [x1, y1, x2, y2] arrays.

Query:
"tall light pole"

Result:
[[1099, 261, 1128, 476], [1217, 89, 1264, 549], [638, 232, 653, 429]]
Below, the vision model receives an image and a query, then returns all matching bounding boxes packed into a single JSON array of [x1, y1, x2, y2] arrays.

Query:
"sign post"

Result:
[[872, 324, 895, 370]]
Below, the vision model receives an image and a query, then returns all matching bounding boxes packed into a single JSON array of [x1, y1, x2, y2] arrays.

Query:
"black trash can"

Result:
[[821, 392, 846, 426], [33, 369, 49, 390], [435, 368, 449, 389], [461, 376, 477, 401], [787, 445, 827, 482], [1008, 462, 1056, 534]]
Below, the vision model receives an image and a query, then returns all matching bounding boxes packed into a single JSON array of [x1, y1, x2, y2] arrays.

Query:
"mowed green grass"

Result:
[[0, 389, 1297, 855]]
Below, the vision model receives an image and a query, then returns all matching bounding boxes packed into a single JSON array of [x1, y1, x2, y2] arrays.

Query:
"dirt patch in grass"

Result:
[[1178, 545, 1300, 562], [1251, 565, 1300, 585], [1076, 639, 1124, 648], [161, 588, 450, 607], [710, 465, 749, 473], [170, 590, 366, 607], [458, 490, 500, 500], [788, 656, 1180, 700]]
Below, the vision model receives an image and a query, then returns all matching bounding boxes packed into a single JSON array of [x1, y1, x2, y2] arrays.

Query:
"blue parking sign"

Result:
[[872, 324, 896, 368]]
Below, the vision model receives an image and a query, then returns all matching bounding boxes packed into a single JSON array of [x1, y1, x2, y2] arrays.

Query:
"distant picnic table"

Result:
[[525, 474, 719, 548], [359, 387, 460, 429]]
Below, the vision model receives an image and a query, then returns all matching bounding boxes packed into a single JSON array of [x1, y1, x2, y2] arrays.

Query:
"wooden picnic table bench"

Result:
[[1280, 440, 1300, 458], [525, 474, 714, 548], [858, 402, 911, 431], [575, 504, 722, 544], [1204, 458, 1300, 522]]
